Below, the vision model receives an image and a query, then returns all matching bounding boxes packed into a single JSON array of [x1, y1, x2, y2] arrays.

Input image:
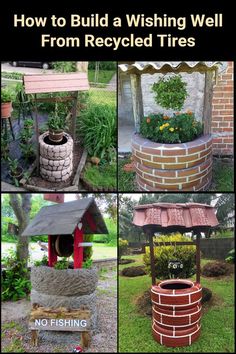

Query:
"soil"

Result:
[[1, 268, 117, 353], [118, 259, 135, 265], [28, 143, 84, 189]]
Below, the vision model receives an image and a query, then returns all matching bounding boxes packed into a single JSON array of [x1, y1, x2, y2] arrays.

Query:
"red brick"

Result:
[[135, 151, 151, 161], [164, 177, 187, 184], [219, 110, 233, 115], [162, 149, 186, 156], [142, 161, 163, 169], [178, 154, 199, 163], [142, 173, 163, 184], [153, 156, 176, 163], [163, 163, 187, 170], [178, 167, 198, 177], [154, 170, 176, 177], [142, 147, 162, 155]]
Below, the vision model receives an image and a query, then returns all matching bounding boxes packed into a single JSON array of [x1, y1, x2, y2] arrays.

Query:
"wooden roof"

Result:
[[24, 72, 89, 94], [133, 203, 219, 232], [22, 198, 108, 236], [119, 61, 221, 75]]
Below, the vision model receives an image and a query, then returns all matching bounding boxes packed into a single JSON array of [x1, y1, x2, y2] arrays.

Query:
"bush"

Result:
[[119, 238, 129, 260], [143, 233, 196, 279], [93, 235, 109, 243], [88, 61, 116, 70], [83, 234, 93, 262], [202, 261, 229, 277], [78, 103, 116, 161], [140, 112, 203, 144], [201, 287, 212, 304], [2, 250, 31, 301], [34, 255, 48, 267], [121, 266, 147, 277], [54, 258, 69, 270], [225, 248, 235, 263]]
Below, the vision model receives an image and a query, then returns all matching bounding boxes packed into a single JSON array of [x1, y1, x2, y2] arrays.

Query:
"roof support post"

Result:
[[195, 231, 201, 284], [34, 94, 40, 175], [203, 70, 214, 134], [74, 226, 84, 269], [145, 227, 156, 285], [71, 91, 78, 142], [48, 235, 57, 267], [130, 74, 144, 133]]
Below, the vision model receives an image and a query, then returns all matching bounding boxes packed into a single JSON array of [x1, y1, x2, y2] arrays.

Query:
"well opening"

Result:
[[160, 282, 192, 290], [43, 135, 68, 146]]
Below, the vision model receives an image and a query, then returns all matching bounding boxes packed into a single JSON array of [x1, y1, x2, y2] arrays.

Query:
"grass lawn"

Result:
[[92, 243, 117, 259], [119, 255, 235, 352], [88, 87, 116, 106]]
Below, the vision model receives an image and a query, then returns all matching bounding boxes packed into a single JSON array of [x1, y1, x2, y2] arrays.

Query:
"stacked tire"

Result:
[[151, 279, 202, 347]]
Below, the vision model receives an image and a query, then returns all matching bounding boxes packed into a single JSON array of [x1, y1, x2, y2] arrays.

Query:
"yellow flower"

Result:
[[159, 126, 164, 131], [169, 127, 174, 132], [164, 123, 170, 127]]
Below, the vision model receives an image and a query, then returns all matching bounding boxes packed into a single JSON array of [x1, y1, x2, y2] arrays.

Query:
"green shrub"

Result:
[[83, 234, 93, 262], [1, 86, 15, 103], [88, 62, 116, 70], [140, 112, 203, 144], [34, 255, 48, 267], [78, 103, 116, 161], [52, 61, 76, 72], [2, 250, 31, 301], [121, 266, 146, 277], [82, 259, 93, 269], [202, 261, 229, 277], [143, 233, 196, 279], [93, 235, 109, 243], [225, 248, 235, 263], [54, 258, 69, 270], [152, 75, 188, 111], [119, 238, 129, 260]]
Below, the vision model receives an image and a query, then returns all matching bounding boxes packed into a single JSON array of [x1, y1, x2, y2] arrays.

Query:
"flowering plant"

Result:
[[140, 111, 203, 144]]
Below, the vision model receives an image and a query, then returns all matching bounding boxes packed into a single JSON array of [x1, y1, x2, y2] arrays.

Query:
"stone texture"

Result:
[[31, 266, 98, 296], [39, 132, 73, 182]]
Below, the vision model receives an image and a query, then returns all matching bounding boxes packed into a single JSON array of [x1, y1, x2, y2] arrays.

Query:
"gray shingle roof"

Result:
[[22, 198, 108, 236]]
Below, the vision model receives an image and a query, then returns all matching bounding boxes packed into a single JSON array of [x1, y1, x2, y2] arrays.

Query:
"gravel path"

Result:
[[1, 269, 117, 353]]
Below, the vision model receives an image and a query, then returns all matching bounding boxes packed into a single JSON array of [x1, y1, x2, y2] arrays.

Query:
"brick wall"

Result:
[[212, 61, 234, 155]]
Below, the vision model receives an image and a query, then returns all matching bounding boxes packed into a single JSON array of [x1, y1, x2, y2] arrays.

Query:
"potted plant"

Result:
[[8, 158, 23, 182], [20, 143, 35, 162], [1, 86, 15, 118], [48, 102, 67, 143], [1, 133, 9, 160], [132, 74, 212, 191]]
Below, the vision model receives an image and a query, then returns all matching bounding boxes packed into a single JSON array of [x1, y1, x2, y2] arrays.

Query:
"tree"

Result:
[[9, 194, 32, 261]]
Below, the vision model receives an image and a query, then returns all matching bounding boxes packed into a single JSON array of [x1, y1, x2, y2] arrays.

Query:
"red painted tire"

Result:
[[152, 304, 202, 326], [151, 279, 202, 310], [152, 321, 201, 347]]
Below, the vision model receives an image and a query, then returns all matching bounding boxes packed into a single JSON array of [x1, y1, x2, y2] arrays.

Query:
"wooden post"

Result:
[[34, 94, 40, 175], [145, 228, 156, 285], [71, 92, 78, 142], [48, 235, 57, 267], [130, 74, 144, 133], [195, 232, 201, 284], [74, 226, 83, 269], [203, 71, 214, 134]]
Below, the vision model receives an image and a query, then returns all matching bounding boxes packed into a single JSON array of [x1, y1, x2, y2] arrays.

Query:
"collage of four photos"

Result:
[[1, 61, 234, 353]]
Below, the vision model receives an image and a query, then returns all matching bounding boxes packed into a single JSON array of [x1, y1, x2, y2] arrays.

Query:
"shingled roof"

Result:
[[119, 61, 221, 74], [133, 203, 219, 232], [22, 198, 108, 236]]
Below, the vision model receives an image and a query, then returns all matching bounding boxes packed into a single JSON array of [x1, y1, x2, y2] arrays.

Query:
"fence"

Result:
[[128, 237, 235, 260]]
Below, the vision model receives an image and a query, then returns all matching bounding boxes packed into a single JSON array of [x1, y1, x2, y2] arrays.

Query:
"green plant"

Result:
[[78, 103, 116, 161], [202, 261, 230, 277], [118, 156, 135, 191], [48, 102, 68, 131], [1, 134, 9, 160], [83, 234, 94, 261], [20, 143, 35, 161], [34, 255, 48, 267], [8, 158, 20, 175], [225, 248, 235, 263], [119, 238, 129, 260], [1, 249, 31, 301], [52, 61, 76, 72], [152, 75, 188, 110], [93, 235, 109, 243], [82, 259, 93, 269], [83, 163, 116, 189], [143, 233, 196, 279], [140, 112, 203, 143], [1, 86, 15, 103], [54, 257, 69, 270]]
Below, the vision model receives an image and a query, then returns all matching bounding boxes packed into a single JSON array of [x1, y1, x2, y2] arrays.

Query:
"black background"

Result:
[[0, 0, 235, 60]]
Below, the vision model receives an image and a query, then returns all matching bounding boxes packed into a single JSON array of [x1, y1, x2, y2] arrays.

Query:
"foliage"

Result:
[[225, 249, 235, 263], [54, 258, 69, 270], [152, 75, 188, 110], [93, 234, 109, 243], [82, 259, 93, 269], [88, 61, 116, 70], [212, 160, 234, 191], [1, 71, 23, 80], [119, 238, 129, 260], [202, 287, 213, 303], [1, 86, 15, 103], [118, 157, 136, 191], [88, 70, 115, 84], [1, 249, 31, 301], [202, 261, 230, 277], [83, 234, 93, 262], [48, 102, 68, 131], [83, 163, 116, 188], [78, 103, 116, 161], [1, 133, 9, 160], [143, 233, 196, 279], [34, 255, 48, 266], [20, 143, 35, 161], [52, 61, 76, 72], [140, 112, 203, 143]]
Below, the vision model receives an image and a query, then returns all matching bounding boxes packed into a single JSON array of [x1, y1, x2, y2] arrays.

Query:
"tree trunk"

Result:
[[9, 194, 32, 261]]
